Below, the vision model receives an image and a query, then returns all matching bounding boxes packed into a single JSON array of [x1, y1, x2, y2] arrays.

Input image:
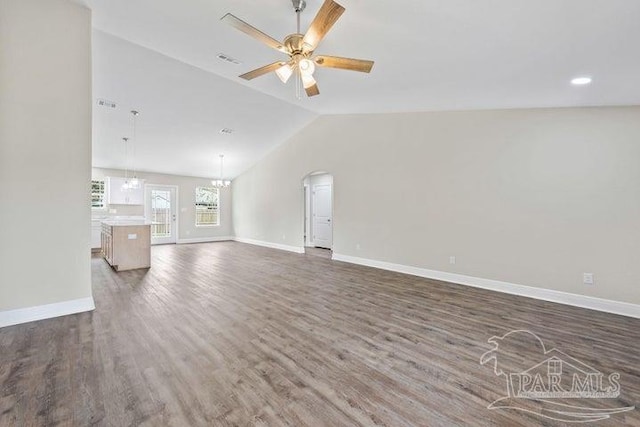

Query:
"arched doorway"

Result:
[[302, 171, 333, 258]]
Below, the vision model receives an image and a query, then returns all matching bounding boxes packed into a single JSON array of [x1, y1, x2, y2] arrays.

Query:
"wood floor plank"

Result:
[[1, 241, 639, 426]]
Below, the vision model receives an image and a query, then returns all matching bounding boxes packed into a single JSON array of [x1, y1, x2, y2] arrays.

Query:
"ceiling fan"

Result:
[[221, 0, 374, 97]]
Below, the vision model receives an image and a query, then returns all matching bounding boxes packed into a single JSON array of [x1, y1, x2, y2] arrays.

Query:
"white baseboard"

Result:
[[332, 253, 640, 319], [177, 236, 234, 244], [0, 297, 96, 328], [233, 237, 305, 254]]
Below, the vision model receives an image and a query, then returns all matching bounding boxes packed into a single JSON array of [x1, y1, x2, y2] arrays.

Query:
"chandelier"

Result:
[[212, 154, 231, 188]]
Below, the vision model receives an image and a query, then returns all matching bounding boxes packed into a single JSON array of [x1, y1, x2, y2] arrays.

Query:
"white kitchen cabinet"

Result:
[[106, 176, 144, 205], [91, 221, 102, 249]]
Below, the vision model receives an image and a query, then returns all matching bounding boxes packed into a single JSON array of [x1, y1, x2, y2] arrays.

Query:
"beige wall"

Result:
[[0, 0, 93, 311], [92, 168, 233, 240], [232, 107, 640, 305]]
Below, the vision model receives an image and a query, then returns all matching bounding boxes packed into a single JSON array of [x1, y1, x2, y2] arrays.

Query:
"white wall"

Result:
[[92, 168, 233, 241], [232, 107, 640, 306], [0, 0, 93, 317]]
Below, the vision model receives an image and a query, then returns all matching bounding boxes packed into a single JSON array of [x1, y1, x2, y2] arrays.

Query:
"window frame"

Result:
[[91, 179, 106, 211], [194, 186, 220, 227]]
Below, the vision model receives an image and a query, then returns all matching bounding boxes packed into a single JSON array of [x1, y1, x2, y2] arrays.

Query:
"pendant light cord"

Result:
[[122, 137, 129, 182], [131, 111, 139, 180]]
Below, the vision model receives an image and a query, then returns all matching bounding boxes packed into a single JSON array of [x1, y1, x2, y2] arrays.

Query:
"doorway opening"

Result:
[[303, 172, 333, 257]]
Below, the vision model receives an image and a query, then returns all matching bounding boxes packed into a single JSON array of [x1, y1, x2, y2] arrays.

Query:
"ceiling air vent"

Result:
[[97, 98, 117, 109], [220, 128, 234, 135], [216, 53, 242, 65]]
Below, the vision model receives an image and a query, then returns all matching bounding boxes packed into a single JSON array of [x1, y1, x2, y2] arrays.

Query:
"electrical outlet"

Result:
[[282, 234, 286, 240], [356, 244, 361, 250], [583, 273, 594, 285], [109, 209, 117, 214], [449, 256, 456, 265]]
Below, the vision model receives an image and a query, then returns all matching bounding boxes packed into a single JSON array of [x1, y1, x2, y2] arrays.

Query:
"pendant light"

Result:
[[121, 137, 131, 191], [121, 110, 141, 191], [211, 154, 231, 188], [128, 110, 140, 189]]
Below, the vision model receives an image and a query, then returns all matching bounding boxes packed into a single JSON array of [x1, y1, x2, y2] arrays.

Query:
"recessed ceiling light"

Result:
[[571, 77, 592, 86]]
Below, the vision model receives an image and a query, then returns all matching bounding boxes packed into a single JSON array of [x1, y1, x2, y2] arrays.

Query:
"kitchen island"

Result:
[[101, 218, 151, 271]]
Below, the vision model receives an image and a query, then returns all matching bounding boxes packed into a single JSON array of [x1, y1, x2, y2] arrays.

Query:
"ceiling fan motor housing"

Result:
[[284, 33, 305, 55]]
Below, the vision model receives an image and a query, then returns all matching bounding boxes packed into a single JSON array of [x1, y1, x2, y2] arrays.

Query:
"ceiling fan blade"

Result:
[[305, 82, 320, 97], [221, 13, 287, 53], [302, 0, 345, 52], [239, 62, 286, 80], [314, 55, 374, 73]]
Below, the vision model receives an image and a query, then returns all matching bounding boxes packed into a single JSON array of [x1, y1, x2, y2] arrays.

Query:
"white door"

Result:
[[312, 183, 332, 249], [304, 185, 311, 246], [145, 185, 177, 245]]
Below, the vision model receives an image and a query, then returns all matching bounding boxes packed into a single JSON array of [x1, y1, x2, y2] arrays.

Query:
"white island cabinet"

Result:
[[106, 176, 144, 205], [91, 219, 102, 250]]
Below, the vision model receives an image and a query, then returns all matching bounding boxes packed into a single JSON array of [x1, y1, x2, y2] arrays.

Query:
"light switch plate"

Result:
[[128, 234, 137, 240]]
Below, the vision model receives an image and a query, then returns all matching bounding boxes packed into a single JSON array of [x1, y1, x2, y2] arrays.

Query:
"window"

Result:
[[548, 359, 562, 376], [195, 187, 219, 226], [91, 179, 105, 210]]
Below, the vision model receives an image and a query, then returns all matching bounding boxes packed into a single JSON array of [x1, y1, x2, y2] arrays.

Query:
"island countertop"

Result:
[[101, 219, 152, 226]]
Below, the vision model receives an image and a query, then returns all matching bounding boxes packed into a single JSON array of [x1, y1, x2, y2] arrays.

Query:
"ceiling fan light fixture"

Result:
[[298, 58, 315, 75], [301, 73, 316, 89], [276, 63, 294, 83]]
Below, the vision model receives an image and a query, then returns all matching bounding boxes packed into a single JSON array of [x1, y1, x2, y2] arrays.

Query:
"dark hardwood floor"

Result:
[[1, 242, 639, 426]]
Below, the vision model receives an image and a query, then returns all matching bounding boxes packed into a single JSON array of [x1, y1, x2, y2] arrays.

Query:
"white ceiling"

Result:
[[92, 31, 317, 178], [88, 0, 640, 177]]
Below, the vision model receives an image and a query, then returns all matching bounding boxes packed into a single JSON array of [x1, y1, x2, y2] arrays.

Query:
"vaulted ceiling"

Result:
[[86, 0, 640, 178], [92, 31, 316, 179]]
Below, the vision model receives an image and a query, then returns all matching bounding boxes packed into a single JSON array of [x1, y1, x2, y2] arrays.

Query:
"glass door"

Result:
[[145, 185, 177, 245]]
